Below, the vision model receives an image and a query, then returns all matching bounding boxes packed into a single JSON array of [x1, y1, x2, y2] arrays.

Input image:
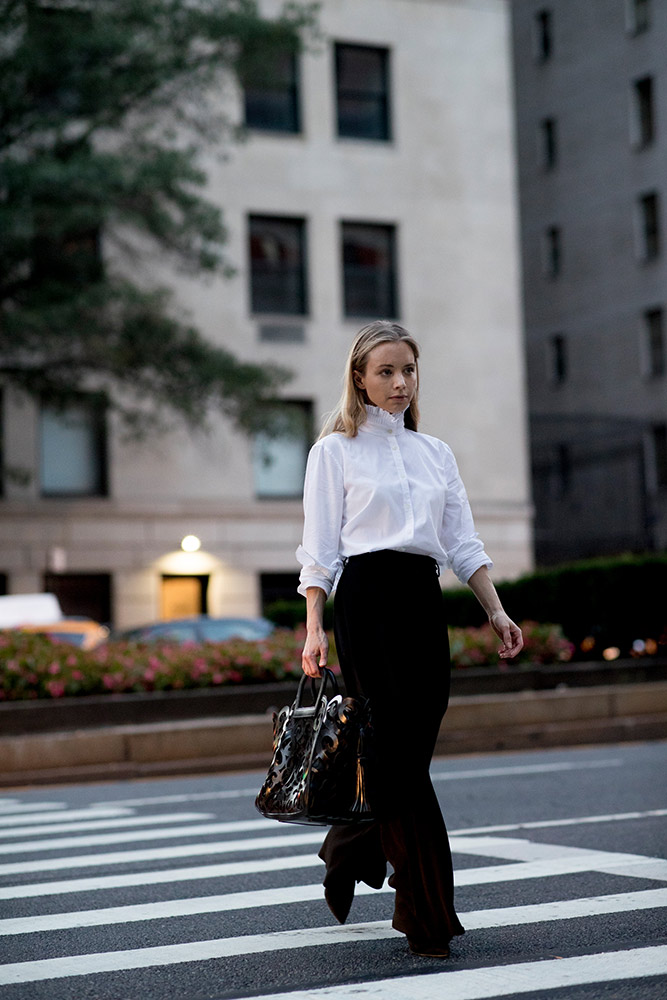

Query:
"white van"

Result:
[[0, 593, 63, 629]]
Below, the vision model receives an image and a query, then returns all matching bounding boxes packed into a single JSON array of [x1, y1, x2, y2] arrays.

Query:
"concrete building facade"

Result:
[[511, 0, 667, 563], [3, 0, 532, 627]]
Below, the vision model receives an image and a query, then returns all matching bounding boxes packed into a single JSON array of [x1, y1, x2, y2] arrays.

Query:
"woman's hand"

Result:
[[302, 626, 328, 677], [489, 611, 523, 659]]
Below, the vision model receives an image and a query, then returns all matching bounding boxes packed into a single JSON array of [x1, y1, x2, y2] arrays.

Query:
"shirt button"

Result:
[[388, 430, 393, 435]]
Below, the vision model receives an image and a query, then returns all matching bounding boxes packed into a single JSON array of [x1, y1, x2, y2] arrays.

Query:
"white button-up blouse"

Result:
[[296, 405, 492, 598]]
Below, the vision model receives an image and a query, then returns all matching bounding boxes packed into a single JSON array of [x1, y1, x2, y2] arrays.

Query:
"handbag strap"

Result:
[[293, 667, 339, 714]]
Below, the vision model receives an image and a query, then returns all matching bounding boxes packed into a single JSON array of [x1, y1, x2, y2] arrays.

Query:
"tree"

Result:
[[0, 0, 317, 438]]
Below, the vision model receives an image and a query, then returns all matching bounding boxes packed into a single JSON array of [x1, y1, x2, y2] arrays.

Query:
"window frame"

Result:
[[631, 76, 655, 149], [248, 214, 308, 317], [243, 48, 301, 135], [642, 307, 665, 377], [636, 191, 661, 261], [334, 43, 392, 142], [39, 394, 108, 499], [340, 220, 399, 320], [252, 399, 313, 500]]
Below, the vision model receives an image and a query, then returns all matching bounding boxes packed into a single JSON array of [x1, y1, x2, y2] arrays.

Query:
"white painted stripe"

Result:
[[95, 759, 624, 808], [0, 830, 325, 876], [0, 807, 134, 828], [224, 947, 667, 1000], [0, 802, 64, 815], [0, 812, 212, 839], [0, 817, 280, 855], [456, 856, 667, 886], [0, 920, 665, 987], [0, 854, 324, 900], [431, 759, 624, 781], [451, 807, 667, 836], [4, 882, 667, 938]]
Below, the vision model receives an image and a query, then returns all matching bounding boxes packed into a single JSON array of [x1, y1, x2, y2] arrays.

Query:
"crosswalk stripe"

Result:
[[1, 916, 666, 987], [0, 817, 280, 856], [91, 758, 624, 808], [0, 807, 133, 828], [3, 881, 667, 937], [235, 947, 667, 1000], [0, 831, 325, 877], [0, 854, 325, 900], [0, 812, 212, 839], [0, 802, 64, 815]]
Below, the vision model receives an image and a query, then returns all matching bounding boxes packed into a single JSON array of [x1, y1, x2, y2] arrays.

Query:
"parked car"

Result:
[[19, 618, 110, 650], [0, 593, 109, 650], [110, 615, 276, 644]]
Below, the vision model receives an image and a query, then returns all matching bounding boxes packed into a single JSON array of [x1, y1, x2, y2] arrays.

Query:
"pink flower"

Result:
[[211, 672, 223, 684], [47, 680, 66, 698], [48, 662, 60, 675], [72, 670, 84, 681], [143, 669, 155, 683]]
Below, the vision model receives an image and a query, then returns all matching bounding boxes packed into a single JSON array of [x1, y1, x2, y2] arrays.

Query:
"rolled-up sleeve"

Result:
[[296, 439, 345, 598], [440, 445, 492, 585]]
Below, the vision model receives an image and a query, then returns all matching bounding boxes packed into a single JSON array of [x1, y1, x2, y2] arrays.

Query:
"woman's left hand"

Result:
[[489, 611, 523, 659]]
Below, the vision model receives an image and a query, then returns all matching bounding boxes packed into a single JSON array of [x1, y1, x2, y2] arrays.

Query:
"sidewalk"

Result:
[[2, 680, 666, 786]]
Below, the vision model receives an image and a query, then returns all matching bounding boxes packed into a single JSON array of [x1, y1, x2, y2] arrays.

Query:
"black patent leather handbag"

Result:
[[255, 668, 375, 826]]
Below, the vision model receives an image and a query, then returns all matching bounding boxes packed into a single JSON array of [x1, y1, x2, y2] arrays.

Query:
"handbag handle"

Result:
[[294, 667, 339, 713]]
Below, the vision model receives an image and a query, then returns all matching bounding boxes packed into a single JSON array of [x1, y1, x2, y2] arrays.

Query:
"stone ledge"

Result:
[[2, 681, 666, 787]]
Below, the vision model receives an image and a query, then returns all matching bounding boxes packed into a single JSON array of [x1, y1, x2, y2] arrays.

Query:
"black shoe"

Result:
[[408, 940, 450, 959], [324, 876, 355, 924]]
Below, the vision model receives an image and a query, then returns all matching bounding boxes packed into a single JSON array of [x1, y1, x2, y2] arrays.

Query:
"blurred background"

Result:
[[1, 0, 665, 657]]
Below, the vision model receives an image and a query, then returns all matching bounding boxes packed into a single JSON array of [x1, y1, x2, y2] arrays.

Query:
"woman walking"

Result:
[[297, 321, 523, 958]]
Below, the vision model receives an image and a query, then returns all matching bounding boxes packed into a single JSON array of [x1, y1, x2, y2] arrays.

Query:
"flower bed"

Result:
[[0, 622, 573, 701]]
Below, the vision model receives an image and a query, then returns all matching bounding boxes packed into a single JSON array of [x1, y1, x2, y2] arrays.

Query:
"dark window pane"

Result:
[[653, 423, 667, 487], [335, 44, 390, 141], [645, 308, 665, 376], [244, 51, 300, 133], [40, 396, 108, 497], [550, 333, 567, 383], [249, 216, 307, 315], [634, 76, 655, 147], [342, 222, 398, 318], [253, 400, 313, 498], [540, 117, 558, 169], [544, 225, 562, 277], [535, 9, 553, 62], [43, 572, 112, 624], [639, 192, 660, 260], [630, 0, 651, 34]]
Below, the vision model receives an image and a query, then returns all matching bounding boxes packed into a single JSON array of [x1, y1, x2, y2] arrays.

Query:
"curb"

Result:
[[2, 681, 667, 787]]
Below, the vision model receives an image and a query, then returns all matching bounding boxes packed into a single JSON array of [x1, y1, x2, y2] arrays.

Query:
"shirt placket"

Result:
[[387, 429, 414, 543]]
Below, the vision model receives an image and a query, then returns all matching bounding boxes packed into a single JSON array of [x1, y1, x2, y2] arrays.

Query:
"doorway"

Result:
[[160, 575, 209, 620]]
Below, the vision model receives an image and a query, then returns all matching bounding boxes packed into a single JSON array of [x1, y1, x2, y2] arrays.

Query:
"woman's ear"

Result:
[[353, 371, 365, 389]]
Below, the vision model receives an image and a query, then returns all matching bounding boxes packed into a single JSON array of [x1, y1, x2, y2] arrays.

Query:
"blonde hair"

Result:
[[320, 321, 420, 438]]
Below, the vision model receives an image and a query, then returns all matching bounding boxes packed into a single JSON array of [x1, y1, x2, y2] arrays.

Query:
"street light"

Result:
[[180, 535, 201, 553]]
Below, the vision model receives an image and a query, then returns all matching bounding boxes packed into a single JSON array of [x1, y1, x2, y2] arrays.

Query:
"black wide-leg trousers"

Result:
[[319, 549, 465, 946]]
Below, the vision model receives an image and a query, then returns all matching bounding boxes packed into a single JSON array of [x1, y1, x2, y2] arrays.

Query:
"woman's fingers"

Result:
[[301, 632, 328, 676]]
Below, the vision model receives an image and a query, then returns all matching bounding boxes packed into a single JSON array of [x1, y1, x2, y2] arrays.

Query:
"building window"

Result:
[[637, 192, 661, 260], [243, 50, 300, 133], [643, 307, 665, 376], [627, 0, 651, 34], [40, 396, 108, 497], [534, 9, 553, 62], [43, 572, 112, 625], [632, 76, 655, 148], [542, 225, 562, 277], [549, 333, 568, 384], [341, 222, 398, 318], [259, 572, 301, 612], [556, 442, 571, 497], [335, 44, 391, 141], [248, 215, 307, 315], [539, 117, 558, 170], [652, 423, 667, 487], [253, 400, 312, 499]]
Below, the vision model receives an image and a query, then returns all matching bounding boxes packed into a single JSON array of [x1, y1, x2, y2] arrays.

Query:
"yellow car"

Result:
[[20, 618, 110, 650]]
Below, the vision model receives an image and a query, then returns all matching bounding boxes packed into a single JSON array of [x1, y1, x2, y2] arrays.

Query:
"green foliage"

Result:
[[0, 621, 573, 700], [0, 0, 317, 436]]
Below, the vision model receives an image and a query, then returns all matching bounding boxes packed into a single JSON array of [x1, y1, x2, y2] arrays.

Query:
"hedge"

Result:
[[265, 554, 667, 660], [0, 622, 573, 700]]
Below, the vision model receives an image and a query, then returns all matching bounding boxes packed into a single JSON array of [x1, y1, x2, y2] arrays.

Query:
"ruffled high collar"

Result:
[[360, 403, 408, 435]]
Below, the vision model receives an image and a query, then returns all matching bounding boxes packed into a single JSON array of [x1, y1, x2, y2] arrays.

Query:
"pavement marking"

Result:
[[0, 811, 212, 839], [0, 830, 326, 876], [3, 878, 667, 937], [1, 837, 665, 902], [1, 923, 666, 986], [0, 807, 134, 828], [92, 758, 624, 808], [0, 816, 281, 856], [0, 854, 325, 900], [451, 807, 667, 836], [0, 802, 65, 815], [227, 947, 667, 1000]]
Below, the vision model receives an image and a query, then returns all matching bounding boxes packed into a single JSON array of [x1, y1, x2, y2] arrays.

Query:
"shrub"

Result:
[[0, 622, 573, 700]]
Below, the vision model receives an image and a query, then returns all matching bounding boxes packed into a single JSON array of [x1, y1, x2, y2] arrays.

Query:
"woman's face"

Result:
[[354, 341, 417, 414]]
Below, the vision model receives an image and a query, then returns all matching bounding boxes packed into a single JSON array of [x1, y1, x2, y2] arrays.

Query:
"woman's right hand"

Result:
[[302, 626, 328, 677]]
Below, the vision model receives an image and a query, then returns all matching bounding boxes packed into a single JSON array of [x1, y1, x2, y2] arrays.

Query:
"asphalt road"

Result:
[[0, 742, 665, 1000]]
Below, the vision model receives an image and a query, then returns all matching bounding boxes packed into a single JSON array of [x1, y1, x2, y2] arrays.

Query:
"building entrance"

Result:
[[160, 575, 209, 620]]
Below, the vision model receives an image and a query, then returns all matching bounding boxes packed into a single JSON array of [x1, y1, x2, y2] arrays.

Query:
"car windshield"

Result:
[[201, 619, 272, 641]]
